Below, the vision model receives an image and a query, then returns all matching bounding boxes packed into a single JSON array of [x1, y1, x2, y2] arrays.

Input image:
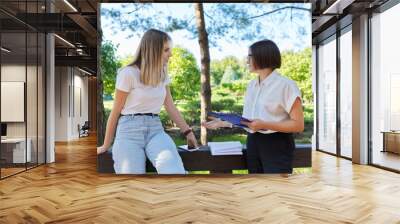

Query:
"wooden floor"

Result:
[[1, 167, 26, 178], [1, 163, 45, 178], [372, 150, 400, 171], [1, 135, 400, 224]]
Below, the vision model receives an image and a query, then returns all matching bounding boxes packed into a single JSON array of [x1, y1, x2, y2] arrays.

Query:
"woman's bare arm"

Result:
[[163, 86, 190, 132], [98, 89, 129, 153], [241, 97, 304, 133]]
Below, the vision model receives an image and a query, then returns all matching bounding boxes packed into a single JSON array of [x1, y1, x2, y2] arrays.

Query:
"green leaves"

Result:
[[101, 41, 121, 97], [211, 56, 250, 86], [168, 46, 201, 101], [279, 48, 312, 104], [210, 48, 312, 114]]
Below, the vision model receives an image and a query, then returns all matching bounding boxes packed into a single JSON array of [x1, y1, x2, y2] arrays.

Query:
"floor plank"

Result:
[[372, 151, 400, 171]]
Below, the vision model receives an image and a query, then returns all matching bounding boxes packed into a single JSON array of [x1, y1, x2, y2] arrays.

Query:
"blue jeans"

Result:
[[112, 115, 186, 174]]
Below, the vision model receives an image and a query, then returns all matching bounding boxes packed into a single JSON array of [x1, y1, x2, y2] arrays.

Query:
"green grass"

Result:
[[173, 137, 187, 147], [211, 134, 247, 144], [186, 168, 311, 175], [293, 167, 312, 174], [232, 168, 312, 174], [232, 170, 249, 174]]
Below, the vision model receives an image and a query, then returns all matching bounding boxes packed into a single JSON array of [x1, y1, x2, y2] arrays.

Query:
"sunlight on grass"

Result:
[[104, 100, 113, 110], [187, 168, 311, 175], [293, 167, 312, 174], [232, 170, 248, 174]]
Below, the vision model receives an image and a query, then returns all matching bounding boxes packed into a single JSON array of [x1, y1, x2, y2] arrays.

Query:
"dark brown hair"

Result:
[[249, 39, 281, 70]]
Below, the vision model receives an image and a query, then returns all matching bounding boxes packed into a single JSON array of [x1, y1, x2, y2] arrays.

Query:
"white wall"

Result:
[[54, 67, 89, 141], [54, 66, 68, 141]]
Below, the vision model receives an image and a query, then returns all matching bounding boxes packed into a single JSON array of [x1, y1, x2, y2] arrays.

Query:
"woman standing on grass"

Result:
[[97, 29, 198, 174], [202, 39, 304, 175]]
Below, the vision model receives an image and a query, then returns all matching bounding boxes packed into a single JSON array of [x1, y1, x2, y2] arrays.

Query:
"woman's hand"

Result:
[[241, 119, 266, 132], [97, 145, 110, 155], [99, 89, 129, 156], [201, 117, 231, 130], [186, 132, 199, 149]]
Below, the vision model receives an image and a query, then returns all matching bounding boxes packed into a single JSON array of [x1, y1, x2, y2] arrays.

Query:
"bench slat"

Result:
[[97, 144, 312, 173]]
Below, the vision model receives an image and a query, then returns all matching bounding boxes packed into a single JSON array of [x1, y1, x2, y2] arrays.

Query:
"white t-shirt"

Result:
[[115, 66, 170, 115], [242, 70, 302, 134]]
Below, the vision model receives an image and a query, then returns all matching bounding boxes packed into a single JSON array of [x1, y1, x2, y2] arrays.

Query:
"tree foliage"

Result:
[[101, 41, 121, 96], [210, 48, 312, 111], [279, 48, 312, 104], [211, 56, 251, 85], [168, 47, 201, 101]]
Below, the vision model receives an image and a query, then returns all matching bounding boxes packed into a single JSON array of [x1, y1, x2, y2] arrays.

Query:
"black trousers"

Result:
[[246, 132, 295, 174]]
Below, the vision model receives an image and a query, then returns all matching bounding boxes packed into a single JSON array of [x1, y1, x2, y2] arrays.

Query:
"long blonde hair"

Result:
[[129, 29, 171, 86]]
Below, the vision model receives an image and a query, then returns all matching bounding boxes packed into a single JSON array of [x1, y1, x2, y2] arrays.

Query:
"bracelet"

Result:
[[182, 128, 193, 137]]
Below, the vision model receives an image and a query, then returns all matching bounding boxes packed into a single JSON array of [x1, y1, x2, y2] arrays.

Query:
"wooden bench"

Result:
[[97, 144, 312, 173]]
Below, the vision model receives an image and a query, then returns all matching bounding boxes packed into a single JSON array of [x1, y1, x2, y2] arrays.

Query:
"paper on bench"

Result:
[[210, 151, 243, 155], [208, 141, 243, 156], [178, 145, 201, 152]]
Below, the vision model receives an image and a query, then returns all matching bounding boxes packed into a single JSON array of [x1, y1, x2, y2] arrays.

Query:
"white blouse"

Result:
[[242, 70, 302, 134], [115, 66, 170, 115]]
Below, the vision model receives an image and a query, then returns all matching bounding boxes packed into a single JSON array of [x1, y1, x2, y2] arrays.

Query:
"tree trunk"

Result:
[[194, 3, 212, 145], [97, 4, 105, 146]]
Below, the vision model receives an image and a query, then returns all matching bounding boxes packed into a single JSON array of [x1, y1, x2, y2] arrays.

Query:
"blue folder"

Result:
[[207, 112, 251, 128]]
